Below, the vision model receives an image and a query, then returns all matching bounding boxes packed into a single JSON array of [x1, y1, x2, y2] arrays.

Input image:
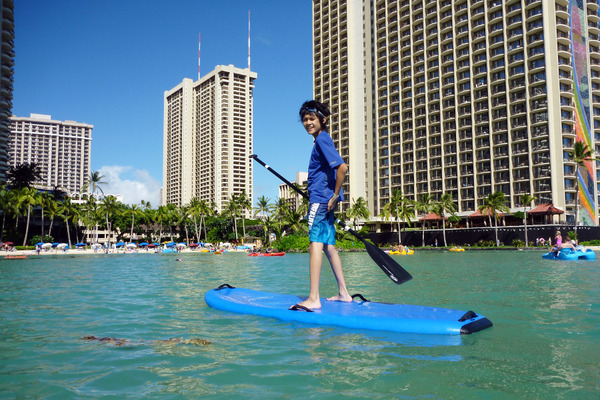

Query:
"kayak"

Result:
[[449, 246, 465, 252], [389, 249, 414, 255], [542, 248, 596, 260], [248, 252, 285, 257], [205, 285, 493, 335]]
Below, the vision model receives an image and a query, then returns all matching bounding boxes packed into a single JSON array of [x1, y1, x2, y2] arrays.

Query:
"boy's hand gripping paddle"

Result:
[[250, 154, 412, 285]]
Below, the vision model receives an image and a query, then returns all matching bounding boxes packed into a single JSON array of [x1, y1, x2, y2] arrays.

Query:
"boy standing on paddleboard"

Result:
[[291, 100, 352, 311]]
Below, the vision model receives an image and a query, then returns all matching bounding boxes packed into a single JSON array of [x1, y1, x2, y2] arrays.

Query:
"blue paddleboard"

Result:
[[205, 284, 492, 335]]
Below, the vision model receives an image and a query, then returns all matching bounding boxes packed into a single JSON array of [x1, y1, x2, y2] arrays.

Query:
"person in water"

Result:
[[291, 100, 352, 311]]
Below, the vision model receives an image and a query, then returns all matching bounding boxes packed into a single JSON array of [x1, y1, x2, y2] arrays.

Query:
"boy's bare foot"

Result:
[[327, 294, 353, 302], [292, 299, 322, 310]]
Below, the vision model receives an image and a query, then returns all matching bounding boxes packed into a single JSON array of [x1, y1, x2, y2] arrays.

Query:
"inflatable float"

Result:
[[542, 248, 596, 260], [205, 284, 493, 335], [449, 246, 465, 252], [389, 248, 414, 255], [248, 252, 285, 257]]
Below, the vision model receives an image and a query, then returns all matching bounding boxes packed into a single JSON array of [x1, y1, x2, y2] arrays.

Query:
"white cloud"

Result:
[[98, 165, 161, 207]]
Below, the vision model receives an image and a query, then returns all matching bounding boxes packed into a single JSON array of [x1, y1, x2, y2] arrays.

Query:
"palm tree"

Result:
[[84, 171, 107, 197], [435, 193, 457, 247], [7, 162, 42, 189], [45, 197, 60, 238], [99, 195, 120, 246], [569, 141, 596, 225], [345, 197, 370, 231], [415, 193, 435, 247], [128, 204, 141, 242], [223, 194, 241, 241], [38, 192, 53, 238], [478, 191, 510, 247], [520, 193, 537, 247], [237, 190, 252, 238], [15, 187, 40, 246], [58, 198, 78, 247], [254, 195, 273, 219]]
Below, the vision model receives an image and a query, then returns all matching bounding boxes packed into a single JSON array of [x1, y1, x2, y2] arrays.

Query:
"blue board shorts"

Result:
[[308, 203, 336, 245]]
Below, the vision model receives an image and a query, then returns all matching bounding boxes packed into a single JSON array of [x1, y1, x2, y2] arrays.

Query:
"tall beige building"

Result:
[[162, 65, 257, 213], [313, 0, 600, 225], [9, 113, 92, 194]]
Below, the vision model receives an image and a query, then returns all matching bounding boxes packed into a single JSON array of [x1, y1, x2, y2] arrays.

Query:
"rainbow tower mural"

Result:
[[570, 0, 597, 225]]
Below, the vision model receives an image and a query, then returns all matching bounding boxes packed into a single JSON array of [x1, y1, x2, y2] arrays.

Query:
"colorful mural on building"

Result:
[[570, 0, 597, 225]]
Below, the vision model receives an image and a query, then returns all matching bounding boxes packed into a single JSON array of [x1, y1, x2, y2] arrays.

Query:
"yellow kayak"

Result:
[[389, 249, 414, 255], [449, 246, 465, 252]]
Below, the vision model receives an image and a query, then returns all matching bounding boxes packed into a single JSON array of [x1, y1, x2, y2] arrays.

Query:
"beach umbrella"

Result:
[[57, 243, 68, 249], [41, 243, 52, 249], [116, 241, 125, 247], [75, 243, 86, 247], [166, 242, 176, 247], [189, 243, 199, 247], [35, 242, 44, 246], [147, 243, 156, 248], [52, 242, 60, 248], [3, 241, 13, 246], [139, 242, 149, 246], [176, 242, 187, 248], [126, 242, 137, 248]]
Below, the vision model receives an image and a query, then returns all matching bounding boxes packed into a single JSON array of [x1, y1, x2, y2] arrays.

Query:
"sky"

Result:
[[13, 0, 315, 207]]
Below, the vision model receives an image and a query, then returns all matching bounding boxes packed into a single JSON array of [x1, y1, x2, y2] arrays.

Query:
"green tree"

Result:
[[568, 141, 596, 225], [99, 195, 120, 246], [478, 191, 510, 247], [15, 187, 40, 246], [223, 194, 241, 242], [345, 197, 370, 231], [84, 171, 107, 197], [415, 193, 435, 247], [58, 198, 78, 247], [237, 190, 252, 238], [520, 193, 537, 247], [382, 189, 415, 245], [7, 162, 42, 189], [435, 193, 457, 247], [45, 196, 60, 238]]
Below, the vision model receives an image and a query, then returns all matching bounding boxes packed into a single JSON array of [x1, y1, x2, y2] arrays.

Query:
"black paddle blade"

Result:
[[363, 240, 413, 285]]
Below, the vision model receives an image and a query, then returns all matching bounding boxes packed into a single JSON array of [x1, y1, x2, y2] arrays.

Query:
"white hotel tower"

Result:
[[9, 113, 92, 194], [313, 0, 600, 225], [162, 65, 257, 213]]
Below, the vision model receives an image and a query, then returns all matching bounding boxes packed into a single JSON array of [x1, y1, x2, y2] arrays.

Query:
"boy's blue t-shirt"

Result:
[[307, 131, 345, 203]]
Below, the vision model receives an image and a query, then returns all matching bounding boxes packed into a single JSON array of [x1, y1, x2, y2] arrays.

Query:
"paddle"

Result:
[[250, 154, 412, 285]]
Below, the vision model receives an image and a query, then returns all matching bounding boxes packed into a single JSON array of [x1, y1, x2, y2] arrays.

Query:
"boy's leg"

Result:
[[296, 241, 324, 309], [323, 244, 352, 302]]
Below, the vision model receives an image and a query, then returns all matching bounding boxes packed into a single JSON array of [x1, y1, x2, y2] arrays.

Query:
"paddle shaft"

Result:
[[249, 154, 412, 285]]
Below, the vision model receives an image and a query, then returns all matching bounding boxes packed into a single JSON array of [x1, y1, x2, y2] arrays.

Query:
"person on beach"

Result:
[[290, 100, 352, 311]]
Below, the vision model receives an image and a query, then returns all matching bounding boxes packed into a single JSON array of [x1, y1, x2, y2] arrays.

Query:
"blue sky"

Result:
[[13, 0, 315, 207]]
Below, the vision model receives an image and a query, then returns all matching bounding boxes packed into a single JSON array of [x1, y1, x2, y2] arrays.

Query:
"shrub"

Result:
[[512, 239, 525, 248]]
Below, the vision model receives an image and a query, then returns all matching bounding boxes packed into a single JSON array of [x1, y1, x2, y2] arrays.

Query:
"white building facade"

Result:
[[162, 65, 257, 213], [9, 113, 92, 194], [313, 0, 600, 225]]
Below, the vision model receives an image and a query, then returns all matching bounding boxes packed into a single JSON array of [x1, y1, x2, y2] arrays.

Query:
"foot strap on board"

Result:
[[289, 304, 314, 312], [215, 283, 236, 291], [351, 293, 370, 302]]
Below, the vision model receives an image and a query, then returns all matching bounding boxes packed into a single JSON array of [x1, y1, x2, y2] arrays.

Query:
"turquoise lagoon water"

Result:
[[0, 250, 598, 399]]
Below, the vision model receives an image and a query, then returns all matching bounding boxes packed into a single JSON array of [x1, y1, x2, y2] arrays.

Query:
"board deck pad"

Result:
[[205, 285, 492, 335]]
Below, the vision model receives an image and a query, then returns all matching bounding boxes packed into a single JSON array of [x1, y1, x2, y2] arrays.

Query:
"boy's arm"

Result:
[[328, 162, 348, 211]]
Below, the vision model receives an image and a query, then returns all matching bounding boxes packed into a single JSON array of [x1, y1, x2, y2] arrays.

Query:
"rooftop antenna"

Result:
[[248, 10, 251, 70], [198, 32, 201, 80]]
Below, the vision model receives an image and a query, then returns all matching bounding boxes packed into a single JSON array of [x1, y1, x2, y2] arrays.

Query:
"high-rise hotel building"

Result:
[[0, 0, 15, 183], [9, 113, 92, 194], [162, 65, 257, 213], [313, 0, 600, 225]]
